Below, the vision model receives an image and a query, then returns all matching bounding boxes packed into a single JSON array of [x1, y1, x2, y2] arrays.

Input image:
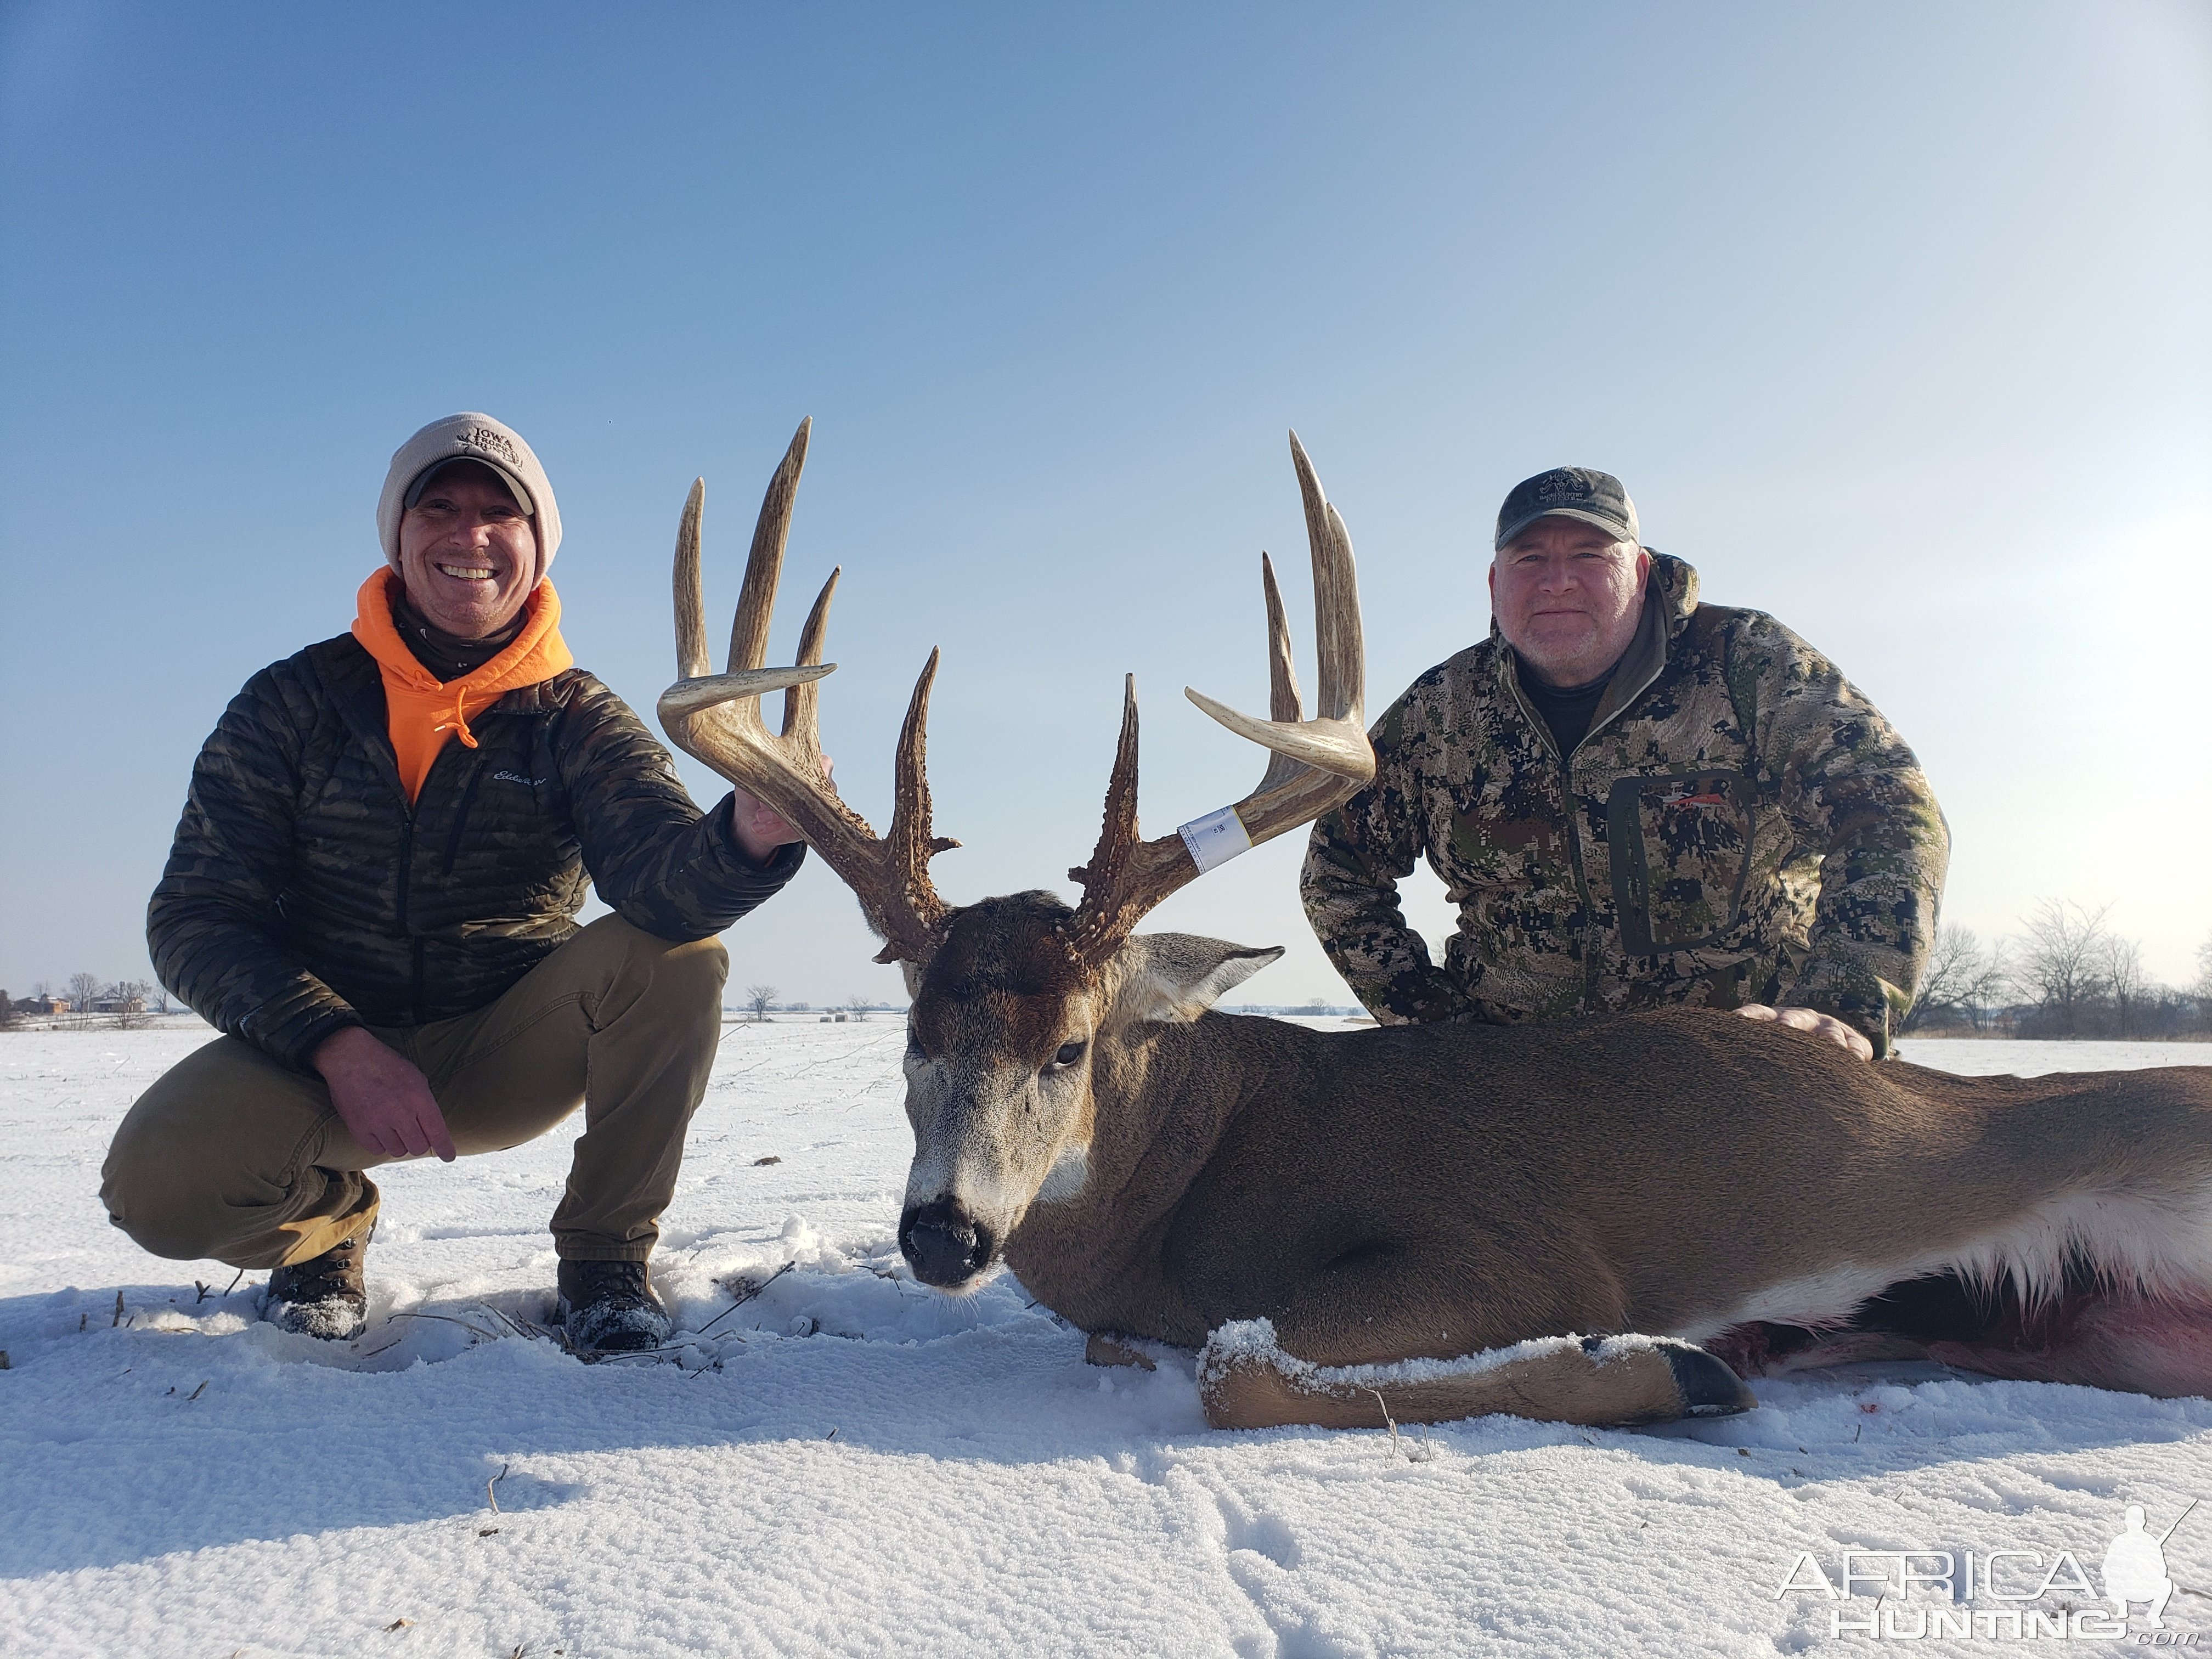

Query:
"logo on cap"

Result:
[[1495, 465, 1636, 550], [454, 425, 522, 466]]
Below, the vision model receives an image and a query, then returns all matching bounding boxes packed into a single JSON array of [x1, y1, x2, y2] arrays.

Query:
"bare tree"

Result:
[[845, 994, 871, 1022], [2015, 899, 2112, 1038], [107, 979, 155, 1031], [0, 990, 16, 1029], [1903, 924, 2011, 1034], [2098, 936, 2147, 1040], [743, 983, 779, 1023], [66, 971, 101, 1014], [2197, 930, 2212, 1035], [1967, 938, 2014, 1031]]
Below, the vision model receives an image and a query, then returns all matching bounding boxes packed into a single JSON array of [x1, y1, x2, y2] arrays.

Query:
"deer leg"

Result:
[[1198, 1320, 1753, 1430], [1184, 1238, 1751, 1429]]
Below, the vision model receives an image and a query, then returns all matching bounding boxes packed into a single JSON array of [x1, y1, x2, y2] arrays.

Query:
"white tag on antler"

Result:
[[1177, 805, 1253, 874]]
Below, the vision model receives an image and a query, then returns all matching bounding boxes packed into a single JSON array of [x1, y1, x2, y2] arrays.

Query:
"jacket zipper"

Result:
[[394, 811, 424, 1024], [422, 709, 518, 1017], [1503, 659, 1601, 1002], [441, 756, 490, 876]]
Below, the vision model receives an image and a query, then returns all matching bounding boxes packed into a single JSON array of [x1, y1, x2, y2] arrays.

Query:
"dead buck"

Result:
[[661, 421, 2212, 1431]]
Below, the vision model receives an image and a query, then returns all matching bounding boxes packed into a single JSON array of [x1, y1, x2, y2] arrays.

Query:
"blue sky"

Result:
[[3, 1, 2207, 1006]]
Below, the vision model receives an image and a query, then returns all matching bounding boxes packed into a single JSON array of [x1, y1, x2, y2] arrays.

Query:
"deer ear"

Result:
[[1109, 935, 1285, 1026]]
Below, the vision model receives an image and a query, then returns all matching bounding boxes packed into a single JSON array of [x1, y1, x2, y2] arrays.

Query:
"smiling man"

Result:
[[1302, 466, 1949, 1058], [101, 413, 806, 1351]]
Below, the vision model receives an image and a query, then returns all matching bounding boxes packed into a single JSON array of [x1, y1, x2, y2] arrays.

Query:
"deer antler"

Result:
[[657, 418, 958, 966], [1060, 431, 1374, 966]]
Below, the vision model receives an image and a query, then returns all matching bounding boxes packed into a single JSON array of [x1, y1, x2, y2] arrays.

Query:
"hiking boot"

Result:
[[265, 1234, 369, 1340], [557, 1259, 671, 1353]]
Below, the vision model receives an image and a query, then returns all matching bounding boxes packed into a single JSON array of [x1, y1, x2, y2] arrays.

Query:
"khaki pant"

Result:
[[100, 916, 729, 1270]]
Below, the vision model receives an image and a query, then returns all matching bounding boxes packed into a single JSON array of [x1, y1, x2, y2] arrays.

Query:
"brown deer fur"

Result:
[[902, 893, 2212, 1427]]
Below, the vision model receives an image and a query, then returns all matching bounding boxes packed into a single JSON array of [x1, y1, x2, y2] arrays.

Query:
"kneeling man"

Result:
[[1304, 466, 1948, 1058], [103, 413, 804, 1351]]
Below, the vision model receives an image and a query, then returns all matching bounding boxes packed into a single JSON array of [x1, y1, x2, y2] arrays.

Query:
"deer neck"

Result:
[[1094, 1015, 1248, 1204], [1003, 1012, 1263, 1342]]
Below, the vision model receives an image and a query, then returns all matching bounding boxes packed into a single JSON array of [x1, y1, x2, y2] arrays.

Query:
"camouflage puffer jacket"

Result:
[[1300, 555, 1948, 1056], [149, 634, 802, 1070]]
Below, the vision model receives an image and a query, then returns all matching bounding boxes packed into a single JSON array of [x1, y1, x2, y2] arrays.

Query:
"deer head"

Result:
[[659, 422, 1372, 1289]]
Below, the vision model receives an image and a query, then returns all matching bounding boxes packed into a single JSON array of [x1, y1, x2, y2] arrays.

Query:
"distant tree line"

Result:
[[1904, 901, 2212, 1040], [729, 986, 897, 1024], [0, 975, 169, 1030], [10, 913, 2208, 1042]]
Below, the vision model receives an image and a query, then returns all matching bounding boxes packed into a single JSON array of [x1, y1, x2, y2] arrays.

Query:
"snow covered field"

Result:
[[3, 1023, 2207, 1658]]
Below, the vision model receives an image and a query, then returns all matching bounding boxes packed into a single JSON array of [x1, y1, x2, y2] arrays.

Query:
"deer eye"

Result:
[[1050, 1040, 1085, 1069]]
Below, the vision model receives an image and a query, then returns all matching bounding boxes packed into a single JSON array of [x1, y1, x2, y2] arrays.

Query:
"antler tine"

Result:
[[1289, 430, 1363, 723], [1068, 679, 1142, 891], [781, 567, 839, 748], [1063, 436, 1376, 969], [1254, 552, 1305, 795], [1261, 552, 1302, 722], [867, 648, 960, 963], [1315, 501, 1364, 724], [1062, 679, 1151, 964], [729, 417, 811, 676], [675, 479, 712, 681], [889, 649, 961, 861]]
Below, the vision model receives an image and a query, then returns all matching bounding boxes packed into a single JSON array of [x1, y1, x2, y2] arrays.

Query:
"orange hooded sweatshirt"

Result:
[[352, 569, 575, 804]]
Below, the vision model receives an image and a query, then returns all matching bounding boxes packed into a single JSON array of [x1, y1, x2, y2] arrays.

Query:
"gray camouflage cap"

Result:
[[1494, 467, 1639, 551]]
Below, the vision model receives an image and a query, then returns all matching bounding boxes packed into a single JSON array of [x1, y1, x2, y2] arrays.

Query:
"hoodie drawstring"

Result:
[[433, 690, 481, 751]]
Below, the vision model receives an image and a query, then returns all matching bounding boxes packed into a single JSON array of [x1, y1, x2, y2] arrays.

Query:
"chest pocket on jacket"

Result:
[[436, 721, 568, 880], [1604, 770, 1754, 953]]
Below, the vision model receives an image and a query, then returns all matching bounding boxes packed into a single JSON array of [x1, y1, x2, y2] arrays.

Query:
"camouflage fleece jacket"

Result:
[[149, 633, 802, 1070], [1300, 554, 1948, 1056]]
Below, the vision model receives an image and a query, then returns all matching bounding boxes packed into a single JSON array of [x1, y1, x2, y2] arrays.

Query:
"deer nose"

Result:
[[899, 1196, 997, 1288]]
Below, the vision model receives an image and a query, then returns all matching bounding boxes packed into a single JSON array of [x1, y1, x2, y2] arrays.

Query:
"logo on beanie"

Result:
[[455, 426, 521, 466]]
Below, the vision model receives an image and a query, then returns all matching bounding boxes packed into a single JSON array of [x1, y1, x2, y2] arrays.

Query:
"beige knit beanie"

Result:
[[377, 413, 563, 581]]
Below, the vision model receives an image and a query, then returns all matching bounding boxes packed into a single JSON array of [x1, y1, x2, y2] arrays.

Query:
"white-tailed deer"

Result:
[[661, 421, 2212, 1431]]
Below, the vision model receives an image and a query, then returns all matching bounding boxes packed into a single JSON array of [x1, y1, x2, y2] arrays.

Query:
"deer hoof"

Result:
[[1654, 1338, 1758, 1417]]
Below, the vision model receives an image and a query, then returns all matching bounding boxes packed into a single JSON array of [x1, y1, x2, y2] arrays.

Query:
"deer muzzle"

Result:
[[899, 1195, 999, 1289]]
